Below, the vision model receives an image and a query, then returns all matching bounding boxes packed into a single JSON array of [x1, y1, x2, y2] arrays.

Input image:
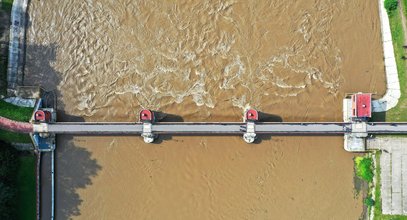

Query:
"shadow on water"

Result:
[[152, 135, 173, 144], [23, 43, 101, 219], [154, 111, 184, 122], [258, 111, 283, 122], [24, 44, 60, 91], [55, 135, 101, 219], [253, 111, 283, 144], [23, 43, 81, 120]]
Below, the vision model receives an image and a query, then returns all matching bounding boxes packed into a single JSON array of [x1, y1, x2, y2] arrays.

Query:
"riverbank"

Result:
[[370, 0, 407, 218], [385, 0, 407, 122], [0, 99, 32, 143], [0, 141, 35, 219], [1, 1, 36, 218], [0, 0, 32, 143], [16, 154, 36, 220]]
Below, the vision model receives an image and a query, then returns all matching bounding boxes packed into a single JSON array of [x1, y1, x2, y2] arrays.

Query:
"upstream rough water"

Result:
[[25, 0, 385, 219]]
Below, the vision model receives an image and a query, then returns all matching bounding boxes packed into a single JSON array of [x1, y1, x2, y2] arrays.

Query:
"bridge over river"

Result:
[[38, 122, 407, 135], [2, 97, 407, 219]]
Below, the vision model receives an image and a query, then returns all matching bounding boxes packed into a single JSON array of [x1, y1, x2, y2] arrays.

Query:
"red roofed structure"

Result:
[[351, 93, 371, 120], [245, 109, 259, 121], [139, 109, 154, 122]]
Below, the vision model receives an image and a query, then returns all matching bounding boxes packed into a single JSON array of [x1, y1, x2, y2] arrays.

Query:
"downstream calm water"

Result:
[[25, 0, 385, 219]]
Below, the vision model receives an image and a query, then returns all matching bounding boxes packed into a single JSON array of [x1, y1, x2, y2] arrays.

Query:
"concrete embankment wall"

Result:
[[7, 0, 28, 93], [373, 0, 401, 112]]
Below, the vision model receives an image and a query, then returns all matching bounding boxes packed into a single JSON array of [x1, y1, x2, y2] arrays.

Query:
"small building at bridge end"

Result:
[[30, 99, 56, 152], [243, 109, 258, 143], [139, 109, 156, 143], [343, 93, 371, 152]]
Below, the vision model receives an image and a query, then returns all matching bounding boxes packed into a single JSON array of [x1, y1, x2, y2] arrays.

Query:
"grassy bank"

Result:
[[1, 0, 13, 13], [0, 142, 36, 219], [0, 99, 33, 122], [0, 100, 33, 143], [369, 1, 407, 219], [16, 155, 36, 220], [0, 130, 31, 143], [355, 156, 374, 182], [385, 2, 407, 122], [0, 143, 36, 220]]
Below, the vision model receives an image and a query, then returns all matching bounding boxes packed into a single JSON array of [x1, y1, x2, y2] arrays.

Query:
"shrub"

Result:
[[385, 0, 398, 14], [364, 197, 375, 207], [354, 156, 373, 182]]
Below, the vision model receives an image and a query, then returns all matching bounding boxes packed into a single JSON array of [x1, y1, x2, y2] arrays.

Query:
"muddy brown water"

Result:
[[25, 0, 385, 219]]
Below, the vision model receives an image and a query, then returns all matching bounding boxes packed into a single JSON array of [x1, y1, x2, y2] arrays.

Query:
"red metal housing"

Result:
[[245, 109, 259, 121], [139, 109, 154, 122], [34, 110, 52, 122]]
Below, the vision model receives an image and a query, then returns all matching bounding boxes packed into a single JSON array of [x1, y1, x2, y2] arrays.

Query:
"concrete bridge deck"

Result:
[[38, 122, 407, 135]]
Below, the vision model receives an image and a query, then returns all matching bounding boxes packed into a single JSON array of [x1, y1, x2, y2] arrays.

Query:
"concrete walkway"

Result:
[[0, 115, 32, 133], [40, 152, 53, 220], [3, 96, 36, 107], [373, 0, 401, 112], [7, 0, 28, 92], [367, 137, 407, 215]]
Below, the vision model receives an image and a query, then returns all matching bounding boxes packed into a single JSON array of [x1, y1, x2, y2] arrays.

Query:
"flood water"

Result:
[[25, 0, 386, 219]]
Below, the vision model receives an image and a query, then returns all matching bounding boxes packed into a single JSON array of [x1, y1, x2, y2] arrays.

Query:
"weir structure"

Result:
[[4, 93, 401, 153], [2, 93, 407, 220]]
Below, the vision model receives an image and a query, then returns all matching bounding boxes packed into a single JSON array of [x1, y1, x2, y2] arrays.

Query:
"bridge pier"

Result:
[[343, 93, 371, 152], [243, 121, 256, 143], [23, 95, 407, 148], [141, 122, 155, 143], [243, 109, 259, 143], [140, 109, 156, 143], [31, 99, 56, 152]]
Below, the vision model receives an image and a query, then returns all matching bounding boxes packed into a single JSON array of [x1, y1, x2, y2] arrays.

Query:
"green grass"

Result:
[[0, 100, 33, 122], [0, 130, 31, 143], [385, 8, 407, 122], [0, 100, 33, 143], [355, 156, 374, 182], [373, 153, 407, 220], [404, 0, 407, 16], [1, 0, 13, 13], [15, 155, 36, 220]]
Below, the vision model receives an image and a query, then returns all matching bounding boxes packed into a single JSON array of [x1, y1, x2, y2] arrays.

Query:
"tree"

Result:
[[0, 141, 18, 219], [384, 0, 398, 14], [0, 180, 16, 219], [0, 142, 17, 184]]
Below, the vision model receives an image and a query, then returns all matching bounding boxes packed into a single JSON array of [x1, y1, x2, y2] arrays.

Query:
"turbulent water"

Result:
[[25, 0, 385, 219]]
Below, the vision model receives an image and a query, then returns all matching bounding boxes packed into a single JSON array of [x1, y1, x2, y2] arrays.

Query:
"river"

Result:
[[24, 0, 385, 219]]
